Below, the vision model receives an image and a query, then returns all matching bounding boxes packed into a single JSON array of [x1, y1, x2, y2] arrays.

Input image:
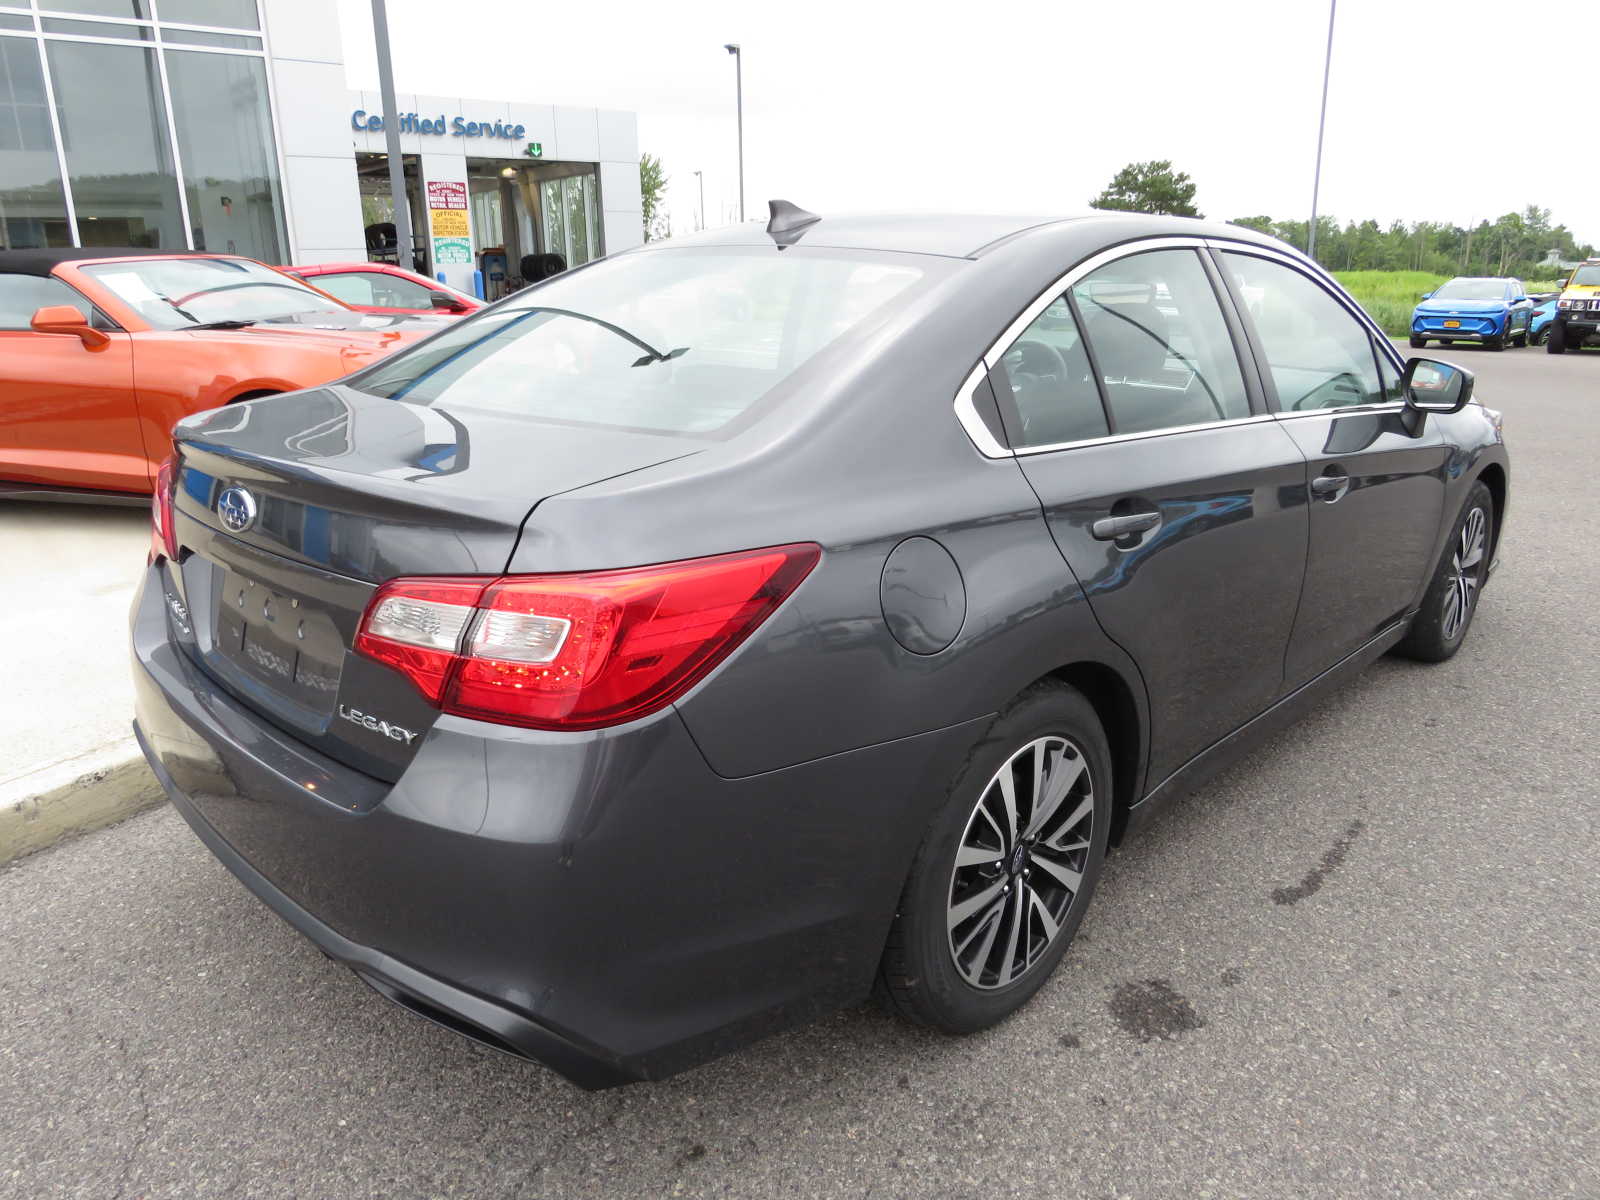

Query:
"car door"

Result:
[[1214, 247, 1450, 689], [0, 272, 146, 492], [992, 242, 1310, 785]]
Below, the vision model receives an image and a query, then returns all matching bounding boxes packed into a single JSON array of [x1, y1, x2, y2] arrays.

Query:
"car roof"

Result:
[[0, 247, 246, 276], [656, 212, 1083, 259], [638, 210, 1291, 260]]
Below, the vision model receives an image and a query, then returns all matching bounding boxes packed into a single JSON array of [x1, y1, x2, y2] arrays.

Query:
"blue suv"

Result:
[[1411, 277, 1534, 351]]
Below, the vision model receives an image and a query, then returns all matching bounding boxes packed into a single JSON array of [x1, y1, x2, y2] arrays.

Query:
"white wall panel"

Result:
[[260, 0, 344, 64], [553, 106, 600, 162]]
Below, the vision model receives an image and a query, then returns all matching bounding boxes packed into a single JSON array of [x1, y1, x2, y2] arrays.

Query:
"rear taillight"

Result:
[[150, 456, 177, 562], [353, 544, 821, 730]]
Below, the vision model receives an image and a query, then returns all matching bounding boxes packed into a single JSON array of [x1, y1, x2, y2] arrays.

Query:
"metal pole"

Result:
[[726, 44, 744, 222], [1307, 0, 1336, 261], [694, 169, 704, 231], [372, 0, 413, 270]]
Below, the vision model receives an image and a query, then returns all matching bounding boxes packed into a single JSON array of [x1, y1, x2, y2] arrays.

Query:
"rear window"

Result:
[[352, 247, 929, 435]]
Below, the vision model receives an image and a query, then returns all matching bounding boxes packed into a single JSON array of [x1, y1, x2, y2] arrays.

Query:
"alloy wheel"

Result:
[[1443, 505, 1487, 641], [946, 736, 1094, 990]]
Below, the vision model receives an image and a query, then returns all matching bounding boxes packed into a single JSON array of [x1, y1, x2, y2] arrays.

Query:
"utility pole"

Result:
[[372, 0, 412, 271], [1307, 0, 1336, 262], [725, 43, 744, 222], [694, 169, 704, 231]]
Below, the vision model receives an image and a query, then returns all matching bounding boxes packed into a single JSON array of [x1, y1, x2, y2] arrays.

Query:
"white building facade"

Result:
[[0, 0, 643, 296]]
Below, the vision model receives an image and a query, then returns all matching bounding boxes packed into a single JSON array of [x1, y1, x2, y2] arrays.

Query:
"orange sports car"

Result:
[[0, 249, 443, 499]]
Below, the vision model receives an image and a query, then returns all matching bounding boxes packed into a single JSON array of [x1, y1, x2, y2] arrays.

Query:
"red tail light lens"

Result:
[[353, 544, 820, 730], [150, 456, 178, 562]]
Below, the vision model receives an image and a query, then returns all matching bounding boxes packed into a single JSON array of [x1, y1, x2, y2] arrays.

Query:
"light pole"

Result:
[[693, 170, 705, 231], [724, 43, 744, 222], [371, 0, 413, 271], [1307, 0, 1337, 262]]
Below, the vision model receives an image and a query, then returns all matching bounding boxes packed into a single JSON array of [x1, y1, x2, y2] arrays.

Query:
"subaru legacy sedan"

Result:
[[132, 208, 1509, 1088]]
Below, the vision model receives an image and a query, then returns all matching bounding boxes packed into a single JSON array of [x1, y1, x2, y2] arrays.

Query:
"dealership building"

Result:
[[0, 0, 643, 296]]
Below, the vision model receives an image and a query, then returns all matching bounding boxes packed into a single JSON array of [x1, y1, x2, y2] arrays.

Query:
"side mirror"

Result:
[[1512, 296, 1529, 305], [1419, 291, 1434, 300], [1402, 357, 1473, 429], [428, 290, 467, 313], [30, 305, 110, 348]]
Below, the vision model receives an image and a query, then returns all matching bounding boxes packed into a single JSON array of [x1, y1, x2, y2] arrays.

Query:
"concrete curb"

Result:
[[0, 739, 164, 867]]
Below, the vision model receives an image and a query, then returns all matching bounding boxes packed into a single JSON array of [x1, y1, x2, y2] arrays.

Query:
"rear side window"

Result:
[[0, 274, 92, 329], [993, 296, 1109, 447], [354, 248, 928, 435], [314, 270, 435, 309], [1071, 249, 1250, 435], [1222, 252, 1382, 412]]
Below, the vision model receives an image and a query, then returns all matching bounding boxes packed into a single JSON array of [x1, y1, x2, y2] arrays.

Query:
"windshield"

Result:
[[1572, 265, 1600, 287], [1432, 280, 1508, 301], [82, 258, 348, 329], [353, 247, 930, 435]]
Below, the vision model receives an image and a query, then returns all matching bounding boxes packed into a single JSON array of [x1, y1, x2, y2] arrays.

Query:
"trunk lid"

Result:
[[166, 384, 702, 778]]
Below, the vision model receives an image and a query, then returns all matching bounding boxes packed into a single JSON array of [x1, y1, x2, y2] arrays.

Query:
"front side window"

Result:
[[82, 257, 347, 328], [354, 248, 930, 436], [1071, 249, 1251, 435], [0, 274, 92, 329], [315, 270, 435, 310], [1222, 252, 1383, 412]]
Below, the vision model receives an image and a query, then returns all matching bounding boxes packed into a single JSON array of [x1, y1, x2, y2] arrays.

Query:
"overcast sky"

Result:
[[335, 0, 1592, 246]]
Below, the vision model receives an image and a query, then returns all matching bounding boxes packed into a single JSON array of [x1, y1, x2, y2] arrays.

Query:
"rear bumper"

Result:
[[131, 564, 983, 1087]]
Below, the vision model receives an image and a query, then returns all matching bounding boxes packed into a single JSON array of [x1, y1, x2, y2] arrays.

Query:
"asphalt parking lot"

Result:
[[2, 343, 1596, 1199]]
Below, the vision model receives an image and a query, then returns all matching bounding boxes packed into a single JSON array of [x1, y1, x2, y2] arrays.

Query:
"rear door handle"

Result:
[[1091, 511, 1161, 540], [1310, 469, 1350, 502]]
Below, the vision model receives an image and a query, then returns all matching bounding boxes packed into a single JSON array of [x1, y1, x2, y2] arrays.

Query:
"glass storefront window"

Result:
[[540, 173, 599, 269], [41, 1, 154, 17], [47, 38, 183, 248], [0, 36, 71, 249], [165, 48, 284, 261], [155, 0, 259, 29], [40, 18, 155, 39]]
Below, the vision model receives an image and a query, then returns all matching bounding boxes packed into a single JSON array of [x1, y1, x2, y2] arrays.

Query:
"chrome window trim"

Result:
[[1271, 402, 1405, 422], [987, 235, 1209, 367], [949, 234, 1414, 460], [952, 360, 1011, 458], [952, 236, 1211, 459]]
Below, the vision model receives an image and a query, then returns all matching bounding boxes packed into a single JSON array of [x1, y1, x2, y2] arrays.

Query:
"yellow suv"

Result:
[[1548, 258, 1600, 353]]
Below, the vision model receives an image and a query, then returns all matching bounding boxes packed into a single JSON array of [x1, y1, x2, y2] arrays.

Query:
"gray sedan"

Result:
[[131, 206, 1509, 1087]]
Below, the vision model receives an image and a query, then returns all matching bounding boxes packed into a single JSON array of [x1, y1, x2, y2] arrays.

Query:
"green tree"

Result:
[[1089, 160, 1203, 218], [639, 152, 668, 242]]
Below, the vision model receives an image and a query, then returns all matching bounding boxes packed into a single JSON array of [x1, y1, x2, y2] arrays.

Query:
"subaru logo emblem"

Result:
[[216, 486, 258, 533]]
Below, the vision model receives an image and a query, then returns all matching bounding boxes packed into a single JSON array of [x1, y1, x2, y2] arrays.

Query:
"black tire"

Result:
[[1485, 330, 1505, 351], [1394, 481, 1494, 663], [1547, 321, 1566, 353], [1510, 321, 1528, 348], [1408, 335, 1427, 349], [878, 682, 1112, 1033], [1530, 325, 1547, 346]]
